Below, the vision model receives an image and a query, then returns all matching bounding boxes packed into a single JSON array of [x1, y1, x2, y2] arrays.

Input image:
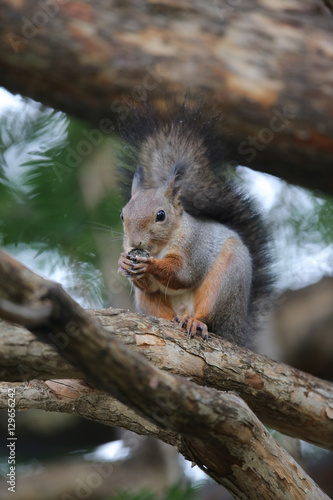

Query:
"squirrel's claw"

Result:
[[118, 253, 134, 276], [173, 315, 209, 341], [118, 253, 155, 283], [118, 253, 151, 277]]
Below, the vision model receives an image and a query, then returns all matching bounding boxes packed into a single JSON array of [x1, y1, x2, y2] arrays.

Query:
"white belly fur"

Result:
[[170, 290, 195, 317]]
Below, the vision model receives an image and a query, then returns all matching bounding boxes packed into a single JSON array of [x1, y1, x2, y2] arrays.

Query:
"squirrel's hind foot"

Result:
[[173, 315, 209, 341]]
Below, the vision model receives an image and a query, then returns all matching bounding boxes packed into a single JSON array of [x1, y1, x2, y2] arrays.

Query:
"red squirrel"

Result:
[[117, 100, 272, 348]]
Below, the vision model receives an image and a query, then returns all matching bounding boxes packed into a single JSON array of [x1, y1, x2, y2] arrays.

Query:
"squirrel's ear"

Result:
[[131, 165, 145, 196], [165, 162, 186, 201]]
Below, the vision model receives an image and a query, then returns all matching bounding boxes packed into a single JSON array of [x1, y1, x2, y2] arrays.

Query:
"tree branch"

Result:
[[0, 1, 332, 195], [0, 379, 177, 445], [1, 309, 333, 450], [0, 249, 331, 499]]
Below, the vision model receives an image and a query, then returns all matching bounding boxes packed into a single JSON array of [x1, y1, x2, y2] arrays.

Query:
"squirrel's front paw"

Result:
[[118, 252, 153, 280], [129, 255, 153, 279]]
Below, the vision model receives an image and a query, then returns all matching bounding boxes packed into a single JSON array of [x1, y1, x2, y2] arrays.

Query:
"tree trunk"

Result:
[[0, 0, 332, 195]]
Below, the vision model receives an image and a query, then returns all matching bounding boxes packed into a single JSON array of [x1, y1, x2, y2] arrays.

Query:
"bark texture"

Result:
[[1, 310, 333, 450], [0, 379, 174, 444], [0, 249, 331, 499], [0, 1, 332, 195]]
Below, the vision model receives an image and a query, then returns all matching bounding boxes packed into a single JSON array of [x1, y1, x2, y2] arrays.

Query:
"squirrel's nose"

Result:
[[130, 241, 142, 249]]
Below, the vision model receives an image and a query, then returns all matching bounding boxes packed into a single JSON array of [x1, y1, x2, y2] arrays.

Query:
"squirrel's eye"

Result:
[[120, 212, 124, 222], [155, 210, 165, 222]]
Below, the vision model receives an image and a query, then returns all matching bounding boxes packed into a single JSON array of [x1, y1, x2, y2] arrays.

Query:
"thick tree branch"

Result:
[[1, 310, 333, 451], [0, 379, 177, 445], [0, 1, 332, 195], [0, 249, 330, 499]]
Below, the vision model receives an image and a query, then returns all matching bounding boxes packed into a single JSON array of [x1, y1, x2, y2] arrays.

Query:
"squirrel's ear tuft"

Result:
[[131, 165, 145, 196], [170, 161, 186, 185], [165, 162, 186, 202]]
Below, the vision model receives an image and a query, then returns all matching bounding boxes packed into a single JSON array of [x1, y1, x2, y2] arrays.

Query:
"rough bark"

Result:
[[0, 0, 332, 196], [0, 249, 331, 499], [1, 310, 333, 451], [0, 379, 175, 445]]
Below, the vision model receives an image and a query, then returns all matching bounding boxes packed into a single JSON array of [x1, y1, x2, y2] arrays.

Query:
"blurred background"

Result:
[[0, 89, 332, 499]]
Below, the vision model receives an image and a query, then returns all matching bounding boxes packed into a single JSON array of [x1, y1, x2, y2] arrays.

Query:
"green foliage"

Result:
[[0, 97, 123, 306], [162, 483, 201, 500], [109, 492, 155, 500], [105, 483, 201, 500], [0, 100, 121, 252]]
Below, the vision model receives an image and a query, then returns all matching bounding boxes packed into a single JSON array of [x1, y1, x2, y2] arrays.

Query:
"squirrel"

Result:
[[117, 99, 272, 348]]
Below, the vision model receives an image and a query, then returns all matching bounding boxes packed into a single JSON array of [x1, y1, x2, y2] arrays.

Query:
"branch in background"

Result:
[[0, 0, 332, 195], [0, 249, 330, 499], [0, 298, 53, 326], [273, 277, 333, 380], [323, 0, 333, 14]]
